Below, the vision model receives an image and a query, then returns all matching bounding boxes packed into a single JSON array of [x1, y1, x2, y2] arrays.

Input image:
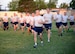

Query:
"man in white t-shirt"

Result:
[[12, 13, 19, 31], [25, 12, 31, 33], [54, 11, 63, 36], [43, 8, 53, 42], [2, 13, 9, 31], [69, 13, 75, 31], [33, 10, 45, 48], [62, 12, 69, 32], [19, 14, 25, 33], [30, 13, 35, 34]]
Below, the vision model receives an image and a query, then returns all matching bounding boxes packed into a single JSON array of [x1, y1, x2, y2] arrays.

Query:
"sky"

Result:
[[0, 0, 72, 10]]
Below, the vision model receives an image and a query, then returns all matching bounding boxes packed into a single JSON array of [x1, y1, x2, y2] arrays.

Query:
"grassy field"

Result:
[[0, 22, 75, 54]]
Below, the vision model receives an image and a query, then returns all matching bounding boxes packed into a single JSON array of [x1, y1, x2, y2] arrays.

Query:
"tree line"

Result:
[[8, 0, 75, 13]]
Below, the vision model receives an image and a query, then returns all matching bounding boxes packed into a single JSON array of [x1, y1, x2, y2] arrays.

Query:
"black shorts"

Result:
[[13, 22, 18, 25], [56, 22, 62, 28], [34, 27, 43, 34], [43, 23, 52, 31], [31, 26, 35, 30], [26, 23, 30, 27], [70, 22, 74, 25], [62, 23, 67, 26], [3, 22, 8, 27], [20, 23, 24, 26]]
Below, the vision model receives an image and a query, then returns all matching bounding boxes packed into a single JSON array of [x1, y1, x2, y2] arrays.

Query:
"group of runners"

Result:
[[0, 8, 75, 48]]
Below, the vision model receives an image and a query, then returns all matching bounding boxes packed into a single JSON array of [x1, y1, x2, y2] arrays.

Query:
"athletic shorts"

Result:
[[13, 22, 18, 25], [34, 27, 43, 34], [31, 26, 35, 30], [20, 23, 24, 26], [3, 22, 8, 27], [26, 23, 30, 27], [56, 22, 62, 28], [62, 23, 67, 26], [43, 23, 52, 30], [70, 22, 74, 25]]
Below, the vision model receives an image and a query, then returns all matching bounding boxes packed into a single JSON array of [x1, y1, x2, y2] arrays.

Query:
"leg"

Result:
[[28, 27, 31, 33], [31, 29, 34, 34], [39, 33, 43, 41], [16, 24, 18, 30], [6, 22, 9, 30], [33, 31, 37, 48], [14, 24, 16, 31], [39, 33, 43, 46], [3, 22, 6, 31], [47, 29, 51, 42], [21, 26, 24, 33], [58, 26, 63, 36], [65, 25, 68, 31]]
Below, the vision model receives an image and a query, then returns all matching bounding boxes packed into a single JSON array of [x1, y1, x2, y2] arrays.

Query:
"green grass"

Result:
[[0, 23, 75, 54]]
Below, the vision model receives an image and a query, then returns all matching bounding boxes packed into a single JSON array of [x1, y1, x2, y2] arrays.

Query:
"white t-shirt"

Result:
[[55, 14, 62, 22], [62, 15, 68, 23], [12, 16, 18, 22], [30, 16, 34, 26], [25, 16, 31, 23], [19, 17, 25, 23], [34, 15, 45, 27], [3, 16, 9, 22], [43, 13, 53, 24], [69, 15, 74, 22]]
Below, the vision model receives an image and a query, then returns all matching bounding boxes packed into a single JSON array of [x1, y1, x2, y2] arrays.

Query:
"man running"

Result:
[[25, 12, 31, 33], [19, 14, 25, 33], [33, 10, 45, 48], [62, 12, 69, 32], [12, 13, 19, 31], [43, 8, 53, 42], [54, 11, 63, 36], [2, 13, 9, 31], [30, 13, 35, 34], [69, 13, 75, 31]]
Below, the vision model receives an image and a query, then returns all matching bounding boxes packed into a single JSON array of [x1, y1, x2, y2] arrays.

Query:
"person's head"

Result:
[[35, 10, 40, 16], [14, 13, 17, 16], [4, 13, 7, 16], [20, 14, 23, 18], [64, 12, 67, 15], [32, 13, 35, 17], [46, 8, 50, 13], [71, 13, 74, 16], [57, 10, 60, 14], [26, 12, 30, 16]]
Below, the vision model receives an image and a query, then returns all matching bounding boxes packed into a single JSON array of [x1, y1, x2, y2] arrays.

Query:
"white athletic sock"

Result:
[[41, 41, 43, 44], [48, 39, 50, 42], [35, 43, 37, 45]]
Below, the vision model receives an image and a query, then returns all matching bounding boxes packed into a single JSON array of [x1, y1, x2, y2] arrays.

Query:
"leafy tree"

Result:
[[35, 0, 47, 9], [47, 2, 56, 8], [70, 0, 75, 9], [47, 0, 58, 8], [18, 0, 37, 13], [60, 3, 68, 8], [8, 0, 19, 11]]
